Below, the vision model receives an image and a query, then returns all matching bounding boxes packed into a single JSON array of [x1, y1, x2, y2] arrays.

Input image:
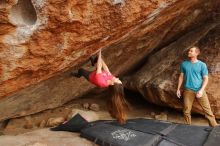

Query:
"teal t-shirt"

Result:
[[180, 60, 208, 92]]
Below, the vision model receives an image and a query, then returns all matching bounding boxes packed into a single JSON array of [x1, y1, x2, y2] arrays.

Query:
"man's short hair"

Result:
[[190, 46, 200, 54]]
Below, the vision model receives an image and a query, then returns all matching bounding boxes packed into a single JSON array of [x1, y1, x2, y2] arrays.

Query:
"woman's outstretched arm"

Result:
[[102, 59, 111, 73], [96, 50, 103, 74]]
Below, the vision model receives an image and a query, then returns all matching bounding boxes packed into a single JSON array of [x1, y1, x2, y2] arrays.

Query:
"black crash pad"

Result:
[[80, 119, 211, 146], [204, 126, 220, 146], [51, 115, 220, 146]]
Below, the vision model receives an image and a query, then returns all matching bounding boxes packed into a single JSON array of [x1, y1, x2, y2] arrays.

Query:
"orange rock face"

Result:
[[0, 0, 219, 121], [1, 0, 176, 98]]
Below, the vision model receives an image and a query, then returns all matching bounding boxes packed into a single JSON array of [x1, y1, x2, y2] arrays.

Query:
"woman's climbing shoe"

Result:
[[71, 71, 81, 78], [90, 55, 98, 66]]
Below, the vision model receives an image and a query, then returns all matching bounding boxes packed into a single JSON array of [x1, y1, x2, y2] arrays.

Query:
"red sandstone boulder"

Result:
[[0, 0, 219, 121]]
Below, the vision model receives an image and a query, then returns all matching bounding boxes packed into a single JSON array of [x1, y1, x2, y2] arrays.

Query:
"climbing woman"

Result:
[[71, 50, 129, 124]]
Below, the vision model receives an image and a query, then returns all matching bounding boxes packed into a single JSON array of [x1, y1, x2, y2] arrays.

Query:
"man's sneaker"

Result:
[[90, 55, 98, 66]]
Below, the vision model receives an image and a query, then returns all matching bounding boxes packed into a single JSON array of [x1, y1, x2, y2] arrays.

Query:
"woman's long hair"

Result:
[[107, 83, 129, 124]]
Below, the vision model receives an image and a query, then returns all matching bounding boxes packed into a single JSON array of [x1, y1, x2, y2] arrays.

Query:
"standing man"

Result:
[[177, 46, 218, 127]]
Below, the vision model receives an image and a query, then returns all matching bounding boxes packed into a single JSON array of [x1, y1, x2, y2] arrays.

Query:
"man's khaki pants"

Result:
[[183, 89, 217, 127]]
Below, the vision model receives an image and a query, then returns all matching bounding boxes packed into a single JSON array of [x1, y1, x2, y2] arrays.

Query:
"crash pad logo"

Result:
[[111, 129, 136, 141]]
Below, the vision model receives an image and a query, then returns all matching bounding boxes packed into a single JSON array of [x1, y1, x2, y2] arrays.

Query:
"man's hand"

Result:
[[177, 73, 184, 99], [196, 90, 203, 98], [176, 89, 181, 98]]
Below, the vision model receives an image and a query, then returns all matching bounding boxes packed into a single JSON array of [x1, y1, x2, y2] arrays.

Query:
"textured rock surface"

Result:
[[124, 22, 220, 118], [0, 128, 96, 146], [1, 0, 181, 98], [0, 0, 219, 121]]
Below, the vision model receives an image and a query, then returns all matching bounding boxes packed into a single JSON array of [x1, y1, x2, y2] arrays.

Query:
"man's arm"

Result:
[[200, 75, 208, 91], [197, 63, 209, 98], [197, 75, 208, 98], [177, 73, 184, 98]]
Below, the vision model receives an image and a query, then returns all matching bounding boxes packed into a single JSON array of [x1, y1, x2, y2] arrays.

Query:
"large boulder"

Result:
[[124, 22, 220, 118], [0, 0, 219, 121]]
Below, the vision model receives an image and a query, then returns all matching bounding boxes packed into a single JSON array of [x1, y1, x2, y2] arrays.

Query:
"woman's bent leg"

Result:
[[78, 68, 91, 81]]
